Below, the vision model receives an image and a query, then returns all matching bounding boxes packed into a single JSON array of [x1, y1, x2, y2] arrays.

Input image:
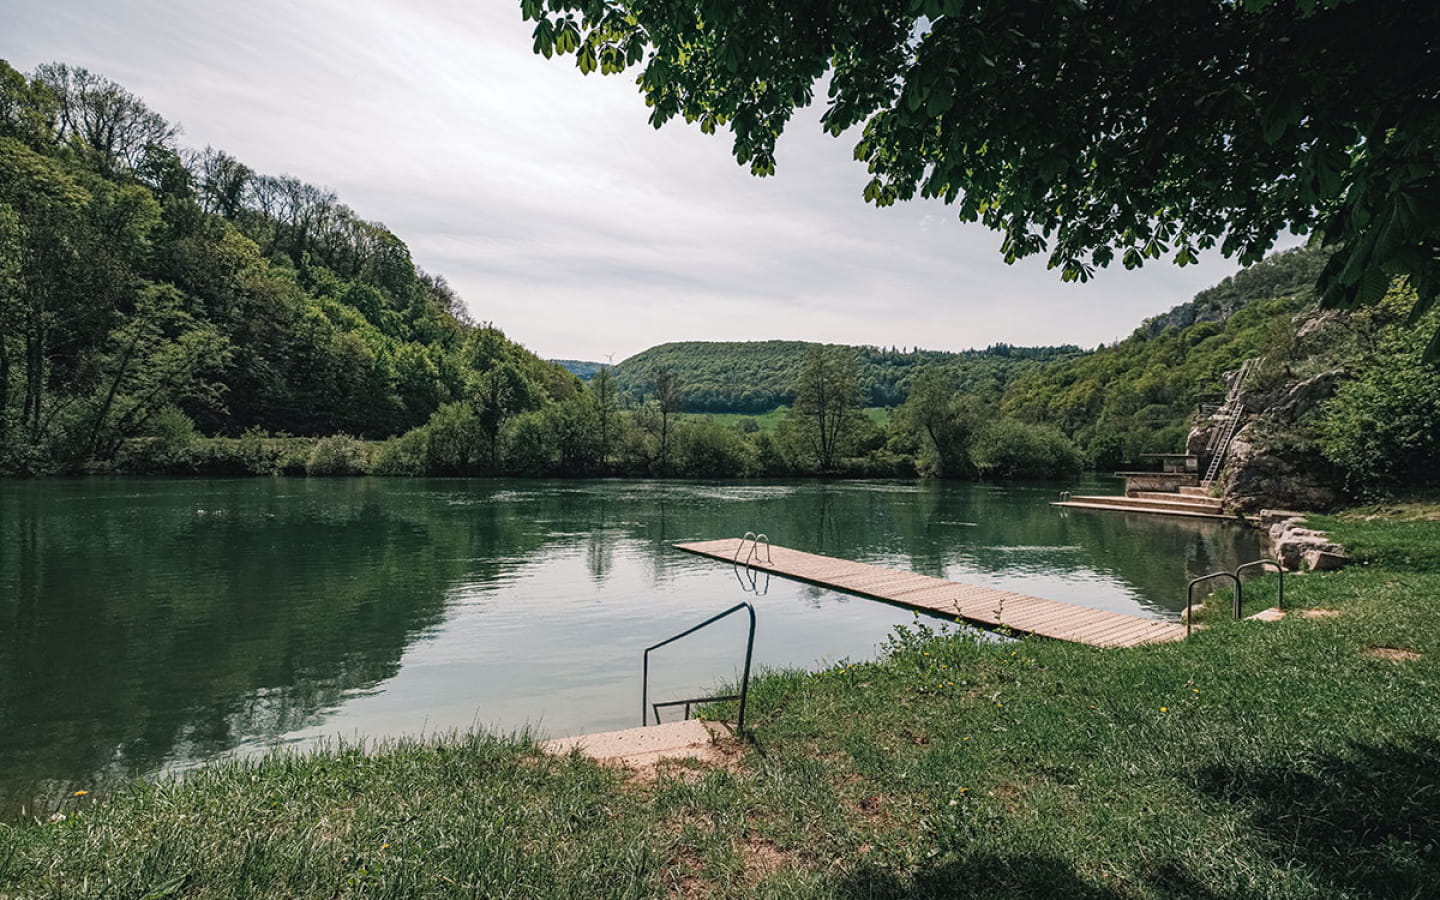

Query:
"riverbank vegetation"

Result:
[[3, 507, 1434, 897]]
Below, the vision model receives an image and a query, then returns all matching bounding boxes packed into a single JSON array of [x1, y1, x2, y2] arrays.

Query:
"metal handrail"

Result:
[[1059, 490, 1072, 501], [1185, 572, 1241, 637], [652, 693, 741, 725], [733, 532, 759, 564], [746, 533, 772, 567], [641, 601, 757, 733], [1235, 558, 1284, 610]]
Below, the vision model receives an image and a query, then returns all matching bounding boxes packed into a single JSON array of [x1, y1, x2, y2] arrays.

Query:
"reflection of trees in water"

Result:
[[0, 479, 555, 816]]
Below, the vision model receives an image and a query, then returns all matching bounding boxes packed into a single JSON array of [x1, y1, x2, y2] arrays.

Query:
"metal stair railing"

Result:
[[1186, 572, 1241, 638], [1235, 558, 1284, 610], [1185, 559, 1284, 636], [1201, 359, 1254, 487], [641, 601, 757, 733]]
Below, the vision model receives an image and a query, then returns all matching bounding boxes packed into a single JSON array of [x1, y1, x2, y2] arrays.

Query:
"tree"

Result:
[[33, 63, 178, 177], [75, 283, 231, 462], [650, 366, 682, 473], [787, 346, 863, 471], [524, 0, 1440, 353], [896, 367, 983, 478], [589, 366, 620, 468], [1317, 291, 1440, 493]]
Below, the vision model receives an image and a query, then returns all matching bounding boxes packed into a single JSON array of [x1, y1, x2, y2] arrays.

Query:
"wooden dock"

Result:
[[675, 538, 1187, 648]]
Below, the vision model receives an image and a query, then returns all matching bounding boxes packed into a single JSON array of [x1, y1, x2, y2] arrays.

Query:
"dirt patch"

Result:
[[991, 781, 1027, 814], [739, 834, 793, 878], [1366, 645, 1422, 662], [663, 844, 708, 898], [628, 740, 740, 785], [856, 795, 884, 817], [1302, 608, 1340, 619]]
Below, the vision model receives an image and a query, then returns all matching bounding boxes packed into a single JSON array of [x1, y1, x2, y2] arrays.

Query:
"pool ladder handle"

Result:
[[1184, 558, 1284, 637], [641, 601, 757, 735], [731, 532, 773, 595], [733, 532, 772, 568]]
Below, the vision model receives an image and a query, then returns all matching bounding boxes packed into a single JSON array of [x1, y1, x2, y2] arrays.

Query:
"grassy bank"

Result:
[[2, 511, 1437, 898]]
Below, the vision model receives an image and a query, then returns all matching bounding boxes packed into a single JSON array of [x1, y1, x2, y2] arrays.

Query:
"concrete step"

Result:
[[1130, 491, 1225, 508], [1067, 494, 1230, 513], [1178, 486, 1212, 497], [542, 719, 730, 770], [1054, 497, 1237, 521]]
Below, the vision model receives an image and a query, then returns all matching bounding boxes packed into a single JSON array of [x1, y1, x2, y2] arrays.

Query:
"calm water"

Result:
[[0, 476, 1262, 817]]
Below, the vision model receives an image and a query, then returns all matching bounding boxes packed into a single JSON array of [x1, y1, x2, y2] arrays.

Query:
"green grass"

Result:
[[698, 406, 892, 434], [3, 511, 1438, 897]]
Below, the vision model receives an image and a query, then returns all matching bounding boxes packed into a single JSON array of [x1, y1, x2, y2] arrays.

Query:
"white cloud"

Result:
[[4, 0, 1280, 361]]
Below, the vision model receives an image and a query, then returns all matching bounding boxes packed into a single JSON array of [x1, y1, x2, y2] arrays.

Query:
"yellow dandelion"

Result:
[[73, 790, 88, 797], [1160, 706, 1168, 712]]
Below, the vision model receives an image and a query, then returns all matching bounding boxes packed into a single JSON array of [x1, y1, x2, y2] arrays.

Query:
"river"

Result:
[[0, 476, 1263, 818]]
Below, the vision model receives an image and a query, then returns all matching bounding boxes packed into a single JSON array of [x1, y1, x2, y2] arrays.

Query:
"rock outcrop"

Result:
[[1221, 425, 1346, 513], [1193, 306, 1352, 512], [1261, 510, 1351, 571]]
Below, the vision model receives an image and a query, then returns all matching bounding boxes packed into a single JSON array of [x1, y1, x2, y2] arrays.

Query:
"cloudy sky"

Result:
[[6, 0, 1282, 362]]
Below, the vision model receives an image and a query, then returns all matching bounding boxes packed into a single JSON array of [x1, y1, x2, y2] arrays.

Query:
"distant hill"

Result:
[[611, 340, 1083, 413], [550, 359, 608, 381], [1135, 246, 1329, 339]]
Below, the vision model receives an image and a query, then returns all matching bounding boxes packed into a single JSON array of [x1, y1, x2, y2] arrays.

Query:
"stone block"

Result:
[[1303, 549, 1350, 572]]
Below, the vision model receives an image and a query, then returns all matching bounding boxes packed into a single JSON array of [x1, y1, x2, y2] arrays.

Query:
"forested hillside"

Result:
[[611, 341, 1082, 413], [0, 61, 573, 474], [1001, 247, 1329, 467], [3, 60, 1426, 495]]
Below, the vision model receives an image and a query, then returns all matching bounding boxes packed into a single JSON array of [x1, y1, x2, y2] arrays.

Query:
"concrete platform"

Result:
[[542, 719, 728, 769]]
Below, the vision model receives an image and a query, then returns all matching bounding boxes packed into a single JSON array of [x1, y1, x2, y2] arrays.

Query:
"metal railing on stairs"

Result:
[[641, 601, 757, 733]]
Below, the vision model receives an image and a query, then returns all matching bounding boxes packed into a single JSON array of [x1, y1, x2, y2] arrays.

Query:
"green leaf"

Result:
[[1356, 265, 1389, 306]]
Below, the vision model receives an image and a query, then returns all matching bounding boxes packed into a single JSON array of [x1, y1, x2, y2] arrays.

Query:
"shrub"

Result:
[[235, 427, 284, 475], [673, 420, 753, 477], [423, 402, 484, 475], [1318, 336, 1440, 495], [371, 430, 429, 476], [306, 435, 370, 476], [974, 418, 1082, 480], [114, 407, 200, 473]]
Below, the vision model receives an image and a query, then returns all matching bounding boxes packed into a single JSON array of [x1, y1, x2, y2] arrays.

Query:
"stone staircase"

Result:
[[1054, 486, 1234, 520]]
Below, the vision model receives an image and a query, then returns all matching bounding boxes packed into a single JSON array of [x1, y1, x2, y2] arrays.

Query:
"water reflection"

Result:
[[0, 476, 1263, 818]]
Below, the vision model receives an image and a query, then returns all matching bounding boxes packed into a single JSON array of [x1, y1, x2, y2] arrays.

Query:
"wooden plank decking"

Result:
[[675, 538, 1187, 648]]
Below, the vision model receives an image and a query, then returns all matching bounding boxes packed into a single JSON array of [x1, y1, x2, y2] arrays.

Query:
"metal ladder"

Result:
[[1200, 358, 1254, 488]]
